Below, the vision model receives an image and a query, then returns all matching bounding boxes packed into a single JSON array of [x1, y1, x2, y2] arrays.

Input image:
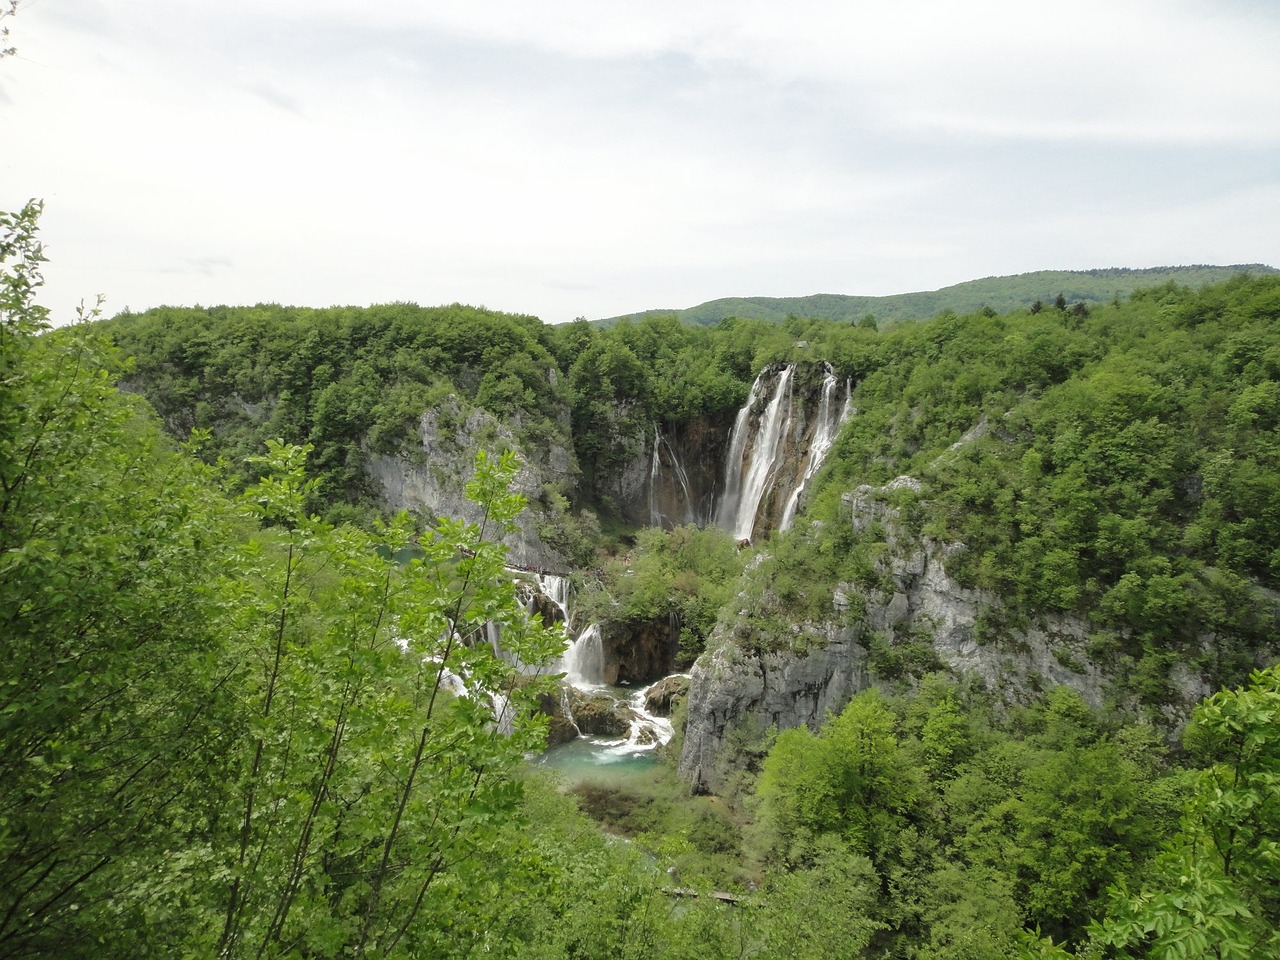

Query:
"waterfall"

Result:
[[716, 364, 796, 541], [424, 657, 515, 736], [595, 683, 679, 757], [562, 622, 605, 688], [482, 620, 503, 658], [516, 576, 685, 761], [534, 572, 572, 631], [648, 425, 663, 528], [649, 424, 697, 529], [660, 433, 696, 525], [779, 365, 853, 530]]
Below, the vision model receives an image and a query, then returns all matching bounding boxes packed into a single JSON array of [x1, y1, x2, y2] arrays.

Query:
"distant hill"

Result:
[[600, 265, 1279, 327]]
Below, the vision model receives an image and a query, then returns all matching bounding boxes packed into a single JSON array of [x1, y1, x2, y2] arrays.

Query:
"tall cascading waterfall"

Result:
[[779, 365, 853, 531], [716, 364, 797, 541], [716, 362, 853, 540]]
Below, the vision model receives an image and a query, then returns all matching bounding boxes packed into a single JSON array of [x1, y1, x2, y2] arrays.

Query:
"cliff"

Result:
[[677, 476, 1220, 792], [366, 396, 576, 570]]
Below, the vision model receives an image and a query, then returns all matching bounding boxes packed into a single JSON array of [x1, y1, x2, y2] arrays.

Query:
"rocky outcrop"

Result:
[[644, 675, 690, 716], [366, 396, 576, 570], [534, 688, 583, 746], [677, 626, 868, 792], [677, 475, 1216, 792], [569, 690, 635, 737]]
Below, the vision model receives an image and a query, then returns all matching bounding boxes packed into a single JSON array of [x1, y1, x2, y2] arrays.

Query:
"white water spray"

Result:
[[562, 622, 605, 688], [717, 364, 796, 541], [779, 365, 853, 530]]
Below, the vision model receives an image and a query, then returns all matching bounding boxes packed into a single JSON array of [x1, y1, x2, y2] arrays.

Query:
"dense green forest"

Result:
[[604, 265, 1278, 328], [5, 198, 1280, 959], [103, 271, 1280, 699]]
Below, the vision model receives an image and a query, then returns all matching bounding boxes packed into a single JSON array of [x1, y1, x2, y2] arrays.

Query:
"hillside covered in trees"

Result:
[[603, 264, 1278, 328], [5, 199, 1280, 959]]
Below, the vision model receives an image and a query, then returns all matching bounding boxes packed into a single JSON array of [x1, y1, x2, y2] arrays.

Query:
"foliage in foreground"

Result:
[[1, 203, 565, 957]]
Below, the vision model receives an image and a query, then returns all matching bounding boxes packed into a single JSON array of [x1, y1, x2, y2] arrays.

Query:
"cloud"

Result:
[[3, 0, 1278, 325], [159, 256, 233, 277]]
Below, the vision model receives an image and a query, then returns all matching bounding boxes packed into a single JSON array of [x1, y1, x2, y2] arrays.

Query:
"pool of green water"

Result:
[[534, 737, 663, 789]]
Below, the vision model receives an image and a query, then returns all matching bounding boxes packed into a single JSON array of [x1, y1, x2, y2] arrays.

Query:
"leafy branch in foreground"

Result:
[[1020, 665, 1280, 960]]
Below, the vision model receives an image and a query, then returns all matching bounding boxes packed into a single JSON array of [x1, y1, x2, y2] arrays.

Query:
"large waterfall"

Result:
[[779, 365, 852, 531], [716, 362, 851, 541], [716, 365, 795, 540]]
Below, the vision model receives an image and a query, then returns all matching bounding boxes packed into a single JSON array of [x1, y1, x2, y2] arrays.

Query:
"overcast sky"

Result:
[[3, 0, 1278, 325]]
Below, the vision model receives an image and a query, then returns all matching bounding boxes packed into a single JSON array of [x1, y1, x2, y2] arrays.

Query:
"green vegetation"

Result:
[[8, 185, 1280, 960], [711, 277, 1280, 700], [102, 300, 569, 518], [2, 205, 569, 957], [603, 264, 1278, 328], [579, 524, 745, 665]]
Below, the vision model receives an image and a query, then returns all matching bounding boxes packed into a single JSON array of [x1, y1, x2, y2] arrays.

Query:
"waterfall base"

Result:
[[536, 677, 682, 783]]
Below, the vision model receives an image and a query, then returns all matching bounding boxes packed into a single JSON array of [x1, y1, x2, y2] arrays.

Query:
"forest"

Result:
[[603, 264, 1279, 328], [3, 198, 1279, 959]]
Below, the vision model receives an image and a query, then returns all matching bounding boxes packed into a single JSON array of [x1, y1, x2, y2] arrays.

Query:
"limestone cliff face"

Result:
[[365, 396, 576, 570], [677, 475, 1216, 792], [612, 414, 736, 529], [677, 625, 869, 792]]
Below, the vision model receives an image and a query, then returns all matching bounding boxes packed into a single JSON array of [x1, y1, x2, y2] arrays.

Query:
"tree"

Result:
[[1, 204, 242, 958], [207, 445, 563, 958], [1020, 665, 1280, 959], [0, 205, 567, 956], [757, 689, 917, 866]]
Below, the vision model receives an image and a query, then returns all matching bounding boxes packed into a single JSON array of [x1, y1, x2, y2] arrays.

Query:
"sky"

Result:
[[3, 0, 1279, 325]]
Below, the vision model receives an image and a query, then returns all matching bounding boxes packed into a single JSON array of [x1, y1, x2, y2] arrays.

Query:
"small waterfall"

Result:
[[716, 364, 796, 541], [482, 620, 503, 658], [660, 433, 696, 524], [534, 572, 572, 630], [559, 686, 582, 737], [648, 424, 697, 529], [594, 678, 684, 757], [424, 658, 515, 735], [648, 425, 663, 527], [779, 365, 853, 530], [490, 690, 515, 736], [562, 622, 605, 688]]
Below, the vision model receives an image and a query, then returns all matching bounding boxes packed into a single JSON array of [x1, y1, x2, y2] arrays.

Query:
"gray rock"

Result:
[[365, 396, 575, 570], [677, 475, 1219, 792]]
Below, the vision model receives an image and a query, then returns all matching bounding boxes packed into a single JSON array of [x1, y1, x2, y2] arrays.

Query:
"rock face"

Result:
[[613, 414, 736, 529], [677, 627, 869, 792], [569, 690, 635, 737], [677, 475, 1216, 793], [366, 396, 576, 570], [534, 689, 583, 746], [601, 617, 679, 685]]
